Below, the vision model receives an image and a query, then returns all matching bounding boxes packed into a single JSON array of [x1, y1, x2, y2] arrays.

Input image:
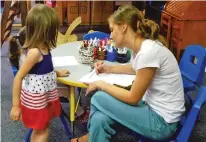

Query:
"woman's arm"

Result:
[[90, 67, 156, 105], [10, 49, 41, 120], [95, 61, 136, 75], [109, 64, 136, 75]]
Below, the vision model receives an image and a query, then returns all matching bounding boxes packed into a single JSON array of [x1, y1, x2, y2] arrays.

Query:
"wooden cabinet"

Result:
[[55, 1, 67, 25], [102, 2, 114, 24], [79, 1, 90, 24], [91, 1, 102, 25], [91, 1, 114, 25], [56, 1, 114, 25], [67, 1, 78, 24], [56, 1, 63, 25], [67, 1, 90, 25]]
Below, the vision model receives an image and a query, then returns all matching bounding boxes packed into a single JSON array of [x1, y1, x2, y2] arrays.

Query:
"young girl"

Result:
[[9, 4, 68, 141], [9, 28, 88, 125]]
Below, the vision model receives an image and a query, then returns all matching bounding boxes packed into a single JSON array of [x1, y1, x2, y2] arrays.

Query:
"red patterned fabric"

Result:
[[21, 98, 61, 130]]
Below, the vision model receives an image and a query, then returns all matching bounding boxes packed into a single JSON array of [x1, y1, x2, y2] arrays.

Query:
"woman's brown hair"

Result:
[[24, 4, 60, 50], [108, 5, 167, 47]]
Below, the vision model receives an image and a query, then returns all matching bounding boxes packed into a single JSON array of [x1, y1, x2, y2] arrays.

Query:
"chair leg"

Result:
[[60, 114, 72, 140], [24, 128, 33, 142], [185, 92, 201, 122], [62, 108, 70, 121]]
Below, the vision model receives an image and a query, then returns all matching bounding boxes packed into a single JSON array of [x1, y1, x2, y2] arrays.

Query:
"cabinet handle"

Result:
[[172, 25, 180, 30]]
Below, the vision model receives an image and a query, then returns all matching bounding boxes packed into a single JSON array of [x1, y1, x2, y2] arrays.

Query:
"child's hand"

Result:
[[56, 69, 70, 77], [10, 106, 21, 121]]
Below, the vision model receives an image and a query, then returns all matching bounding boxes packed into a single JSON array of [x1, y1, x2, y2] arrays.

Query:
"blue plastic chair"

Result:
[[138, 86, 206, 142], [11, 66, 71, 142], [12, 65, 18, 76], [83, 31, 110, 40], [179, 45, 206, 103]]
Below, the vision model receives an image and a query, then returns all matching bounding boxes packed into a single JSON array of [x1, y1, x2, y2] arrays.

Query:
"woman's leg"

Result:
[[88, 91, 178, 141], [31, 127, 49, 142], [88, 105, 116, 142]]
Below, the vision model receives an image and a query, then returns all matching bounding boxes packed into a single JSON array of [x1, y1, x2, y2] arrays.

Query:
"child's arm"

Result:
[[10, 49, 41, 121], [56, 69, 70, 77]]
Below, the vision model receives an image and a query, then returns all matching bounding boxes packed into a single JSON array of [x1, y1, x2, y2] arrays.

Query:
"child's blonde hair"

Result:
[[24, 4, 60, 50]]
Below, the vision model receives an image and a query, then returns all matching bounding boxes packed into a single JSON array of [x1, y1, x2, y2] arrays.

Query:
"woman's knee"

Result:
[[90, 111, 112, 128], [91, 91, 111, 105]]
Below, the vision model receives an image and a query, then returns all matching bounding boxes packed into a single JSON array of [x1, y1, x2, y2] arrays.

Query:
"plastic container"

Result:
[[116, 51, 131, 63], [107, 51, 117, 62]]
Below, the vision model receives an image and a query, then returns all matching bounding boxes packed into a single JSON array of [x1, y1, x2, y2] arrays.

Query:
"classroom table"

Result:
[[51, 41, 88, 136], [51, 41, 125, 137]]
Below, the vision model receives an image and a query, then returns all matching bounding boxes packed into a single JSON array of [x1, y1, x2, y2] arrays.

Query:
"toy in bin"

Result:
[[106, 40, 117, 62], [116, 48, 131, 63], [97, 40, 107, 60]]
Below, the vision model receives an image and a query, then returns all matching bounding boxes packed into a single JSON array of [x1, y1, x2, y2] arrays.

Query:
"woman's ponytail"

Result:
[[137, 19, 167, 47]]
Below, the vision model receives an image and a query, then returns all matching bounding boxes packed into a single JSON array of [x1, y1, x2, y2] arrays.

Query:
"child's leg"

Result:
[[31, 127, 49, 142]]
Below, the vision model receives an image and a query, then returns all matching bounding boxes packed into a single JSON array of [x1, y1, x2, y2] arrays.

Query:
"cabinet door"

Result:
[[91, 1, 103, 25], [67, 1, 78, 24], [102, 1, 114, 24], [79, 1, 90, 25], [56, 1, 63, 25]]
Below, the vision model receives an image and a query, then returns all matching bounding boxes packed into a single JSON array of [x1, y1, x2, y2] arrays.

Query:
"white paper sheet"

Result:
[[80, 69, 136, 87], [52, 56, 78, 67]]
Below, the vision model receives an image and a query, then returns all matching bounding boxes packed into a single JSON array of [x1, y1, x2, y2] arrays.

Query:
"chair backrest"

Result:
[[83, 31, 110, 40], [137, 86, 206, 142], [179, 45, 206, 86], [176, 86, 206, 142], [12, 65, 18, 76]]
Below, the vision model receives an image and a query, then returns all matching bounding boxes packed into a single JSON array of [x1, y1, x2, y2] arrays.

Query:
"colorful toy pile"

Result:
[[78, 38, 131, 64]]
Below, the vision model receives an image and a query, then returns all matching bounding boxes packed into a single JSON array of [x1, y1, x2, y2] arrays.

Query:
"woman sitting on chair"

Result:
[[72, 5, 185, 142]]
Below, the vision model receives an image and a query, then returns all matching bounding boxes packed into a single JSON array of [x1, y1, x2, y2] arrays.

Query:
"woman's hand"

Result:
[[95, 62, 111, 74], [10, 106, 21, 121], [56, 69, 70, 77], [85, 80, 105, 96]]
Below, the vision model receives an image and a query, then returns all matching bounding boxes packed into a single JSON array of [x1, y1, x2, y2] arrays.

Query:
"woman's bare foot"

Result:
[[71, 134, 89, 142]]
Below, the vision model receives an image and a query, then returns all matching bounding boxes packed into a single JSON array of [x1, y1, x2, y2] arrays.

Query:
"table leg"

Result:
[[69, 86, 75, 137], [71, 121, 74, 137]]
